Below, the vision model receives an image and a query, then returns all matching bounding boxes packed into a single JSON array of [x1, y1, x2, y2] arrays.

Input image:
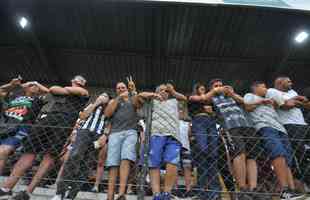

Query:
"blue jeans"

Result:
[[192, 115, 221, 199]]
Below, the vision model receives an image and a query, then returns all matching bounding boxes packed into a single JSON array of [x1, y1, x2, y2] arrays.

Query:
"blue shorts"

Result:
[[0, 126, 29, 148], [106, 129, 138, 167], [259, 127, 293, 167], [148, 135, 181, 168]]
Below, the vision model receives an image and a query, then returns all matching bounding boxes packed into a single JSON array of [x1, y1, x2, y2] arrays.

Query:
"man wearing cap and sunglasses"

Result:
[[51, 92, 111, 200], [0, 75, 89, 200]]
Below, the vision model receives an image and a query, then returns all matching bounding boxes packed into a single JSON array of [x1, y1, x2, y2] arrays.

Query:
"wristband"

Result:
[[93, 141, 101, 149]]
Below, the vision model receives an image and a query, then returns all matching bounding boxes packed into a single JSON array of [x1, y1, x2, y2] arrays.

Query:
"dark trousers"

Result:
[[56, 129, 96, 199], [192, 115, 221, 199], [284, 124, 310, 183]]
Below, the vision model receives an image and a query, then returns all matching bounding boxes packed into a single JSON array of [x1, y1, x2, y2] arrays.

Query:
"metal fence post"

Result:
[[138, 100, 153, 200]]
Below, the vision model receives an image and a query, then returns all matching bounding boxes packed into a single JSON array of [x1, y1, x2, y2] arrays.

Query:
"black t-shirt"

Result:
[[188, 101, 207, 117], [4, 95, 45, 124], [47, 94, 89, 118]]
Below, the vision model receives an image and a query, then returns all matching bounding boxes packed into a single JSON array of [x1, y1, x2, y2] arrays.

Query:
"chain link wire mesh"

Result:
[[0, 79, 309, 200]]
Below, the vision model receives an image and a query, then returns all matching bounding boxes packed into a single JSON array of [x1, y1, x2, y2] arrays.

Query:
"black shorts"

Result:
[[22, 113, 77, 157], [226, 127, 261, 159], [284, 124, 310, 179]]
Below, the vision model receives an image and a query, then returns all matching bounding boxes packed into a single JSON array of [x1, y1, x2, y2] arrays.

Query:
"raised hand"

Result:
[[223, 85, 234, 96], [119, 91, 129, 98], [10, 78, 22, 86], [166, 83, 175, 94], [294, 95, 308, 102], [153, 93, 164, 101], [127, 75, 136, 93], [95, 95, 107, 105]]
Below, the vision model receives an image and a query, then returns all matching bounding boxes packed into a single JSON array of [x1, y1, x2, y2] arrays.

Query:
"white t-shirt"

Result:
[[179, 120, 190, 151], [266, 88, 307, 125]]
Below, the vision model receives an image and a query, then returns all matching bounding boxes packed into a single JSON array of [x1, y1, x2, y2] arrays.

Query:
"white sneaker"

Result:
[[51, 195, 62, 200]]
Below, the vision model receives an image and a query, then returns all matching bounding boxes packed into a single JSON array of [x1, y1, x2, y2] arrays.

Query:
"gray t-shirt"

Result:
[[151, 98, 180, 142], [244, 93, 287, 134], [266, 88, 307, 125], [110, 98, 138, 133]]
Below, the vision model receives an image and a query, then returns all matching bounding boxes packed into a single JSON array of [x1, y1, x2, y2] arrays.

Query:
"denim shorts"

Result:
[[259, 127, 293, 167], [0, 126, 29, 148], [148, 135, 181, 168], [106, 129, 138, 167]]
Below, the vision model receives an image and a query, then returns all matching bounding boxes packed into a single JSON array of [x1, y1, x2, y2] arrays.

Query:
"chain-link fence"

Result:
[[0, 78, 310, 200]]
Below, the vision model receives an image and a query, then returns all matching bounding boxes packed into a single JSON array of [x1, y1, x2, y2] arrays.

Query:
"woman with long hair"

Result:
[[189, 83, 221, 200]]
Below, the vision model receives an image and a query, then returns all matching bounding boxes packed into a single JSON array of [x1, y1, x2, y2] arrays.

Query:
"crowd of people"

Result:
[[0, 75, 309, 200]]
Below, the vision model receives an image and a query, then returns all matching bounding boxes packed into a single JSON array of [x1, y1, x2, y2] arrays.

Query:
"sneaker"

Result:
[[0, 188, 12, 199], [183, 190, 194, 198], [51, 195, 62, 200], [280, 190, 306, 200], [116, 195, 126, 200], [152, 193, 162, 200], [170, 194, 180, 200], [91, 186, 99, 193], [191, 195, 201, 200], [12, 191, 30, 200], [162, 192, 171, 200]]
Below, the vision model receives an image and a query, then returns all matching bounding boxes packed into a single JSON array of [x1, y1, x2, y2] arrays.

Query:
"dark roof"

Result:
[[1, 0, 310, 93]]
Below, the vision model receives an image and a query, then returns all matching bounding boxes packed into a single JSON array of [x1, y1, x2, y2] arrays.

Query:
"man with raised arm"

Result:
[[267, 76, 310, 187], [199, 78, 258, 200], [0, 75, 89, 200], [0, 77, 49, 175], [138, 83, 187, 200], [51, 92, 110, 200], [244, 81, 304, 200], [104, 77, 164, 200]]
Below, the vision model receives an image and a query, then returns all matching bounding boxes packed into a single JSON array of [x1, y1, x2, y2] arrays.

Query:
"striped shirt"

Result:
[[81, 105, 106, 134]]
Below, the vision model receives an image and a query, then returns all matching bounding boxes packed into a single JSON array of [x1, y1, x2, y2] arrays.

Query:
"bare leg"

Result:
[[127, 162, 136, 194], [174, 174, 179, 190], [164, 163, 178, 193], [233, 153, 247, 189], [287, 168, 296, 190], [246, 159, 257, 190], [94, 146, 107, 189], [0, 145, 15, 175], [2, 153, 36, 190], [27, 153, 55, 193], [118, 160, 131, 195], [150, 168, 161, 194], [55, 151, 70, 185], [108, 167, 119, 200], [183, 166, 192, 192], [272, 156, 289, 189]]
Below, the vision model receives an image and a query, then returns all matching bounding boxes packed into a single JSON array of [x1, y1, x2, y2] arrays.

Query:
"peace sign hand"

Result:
[[127, 75, 136, 93]]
